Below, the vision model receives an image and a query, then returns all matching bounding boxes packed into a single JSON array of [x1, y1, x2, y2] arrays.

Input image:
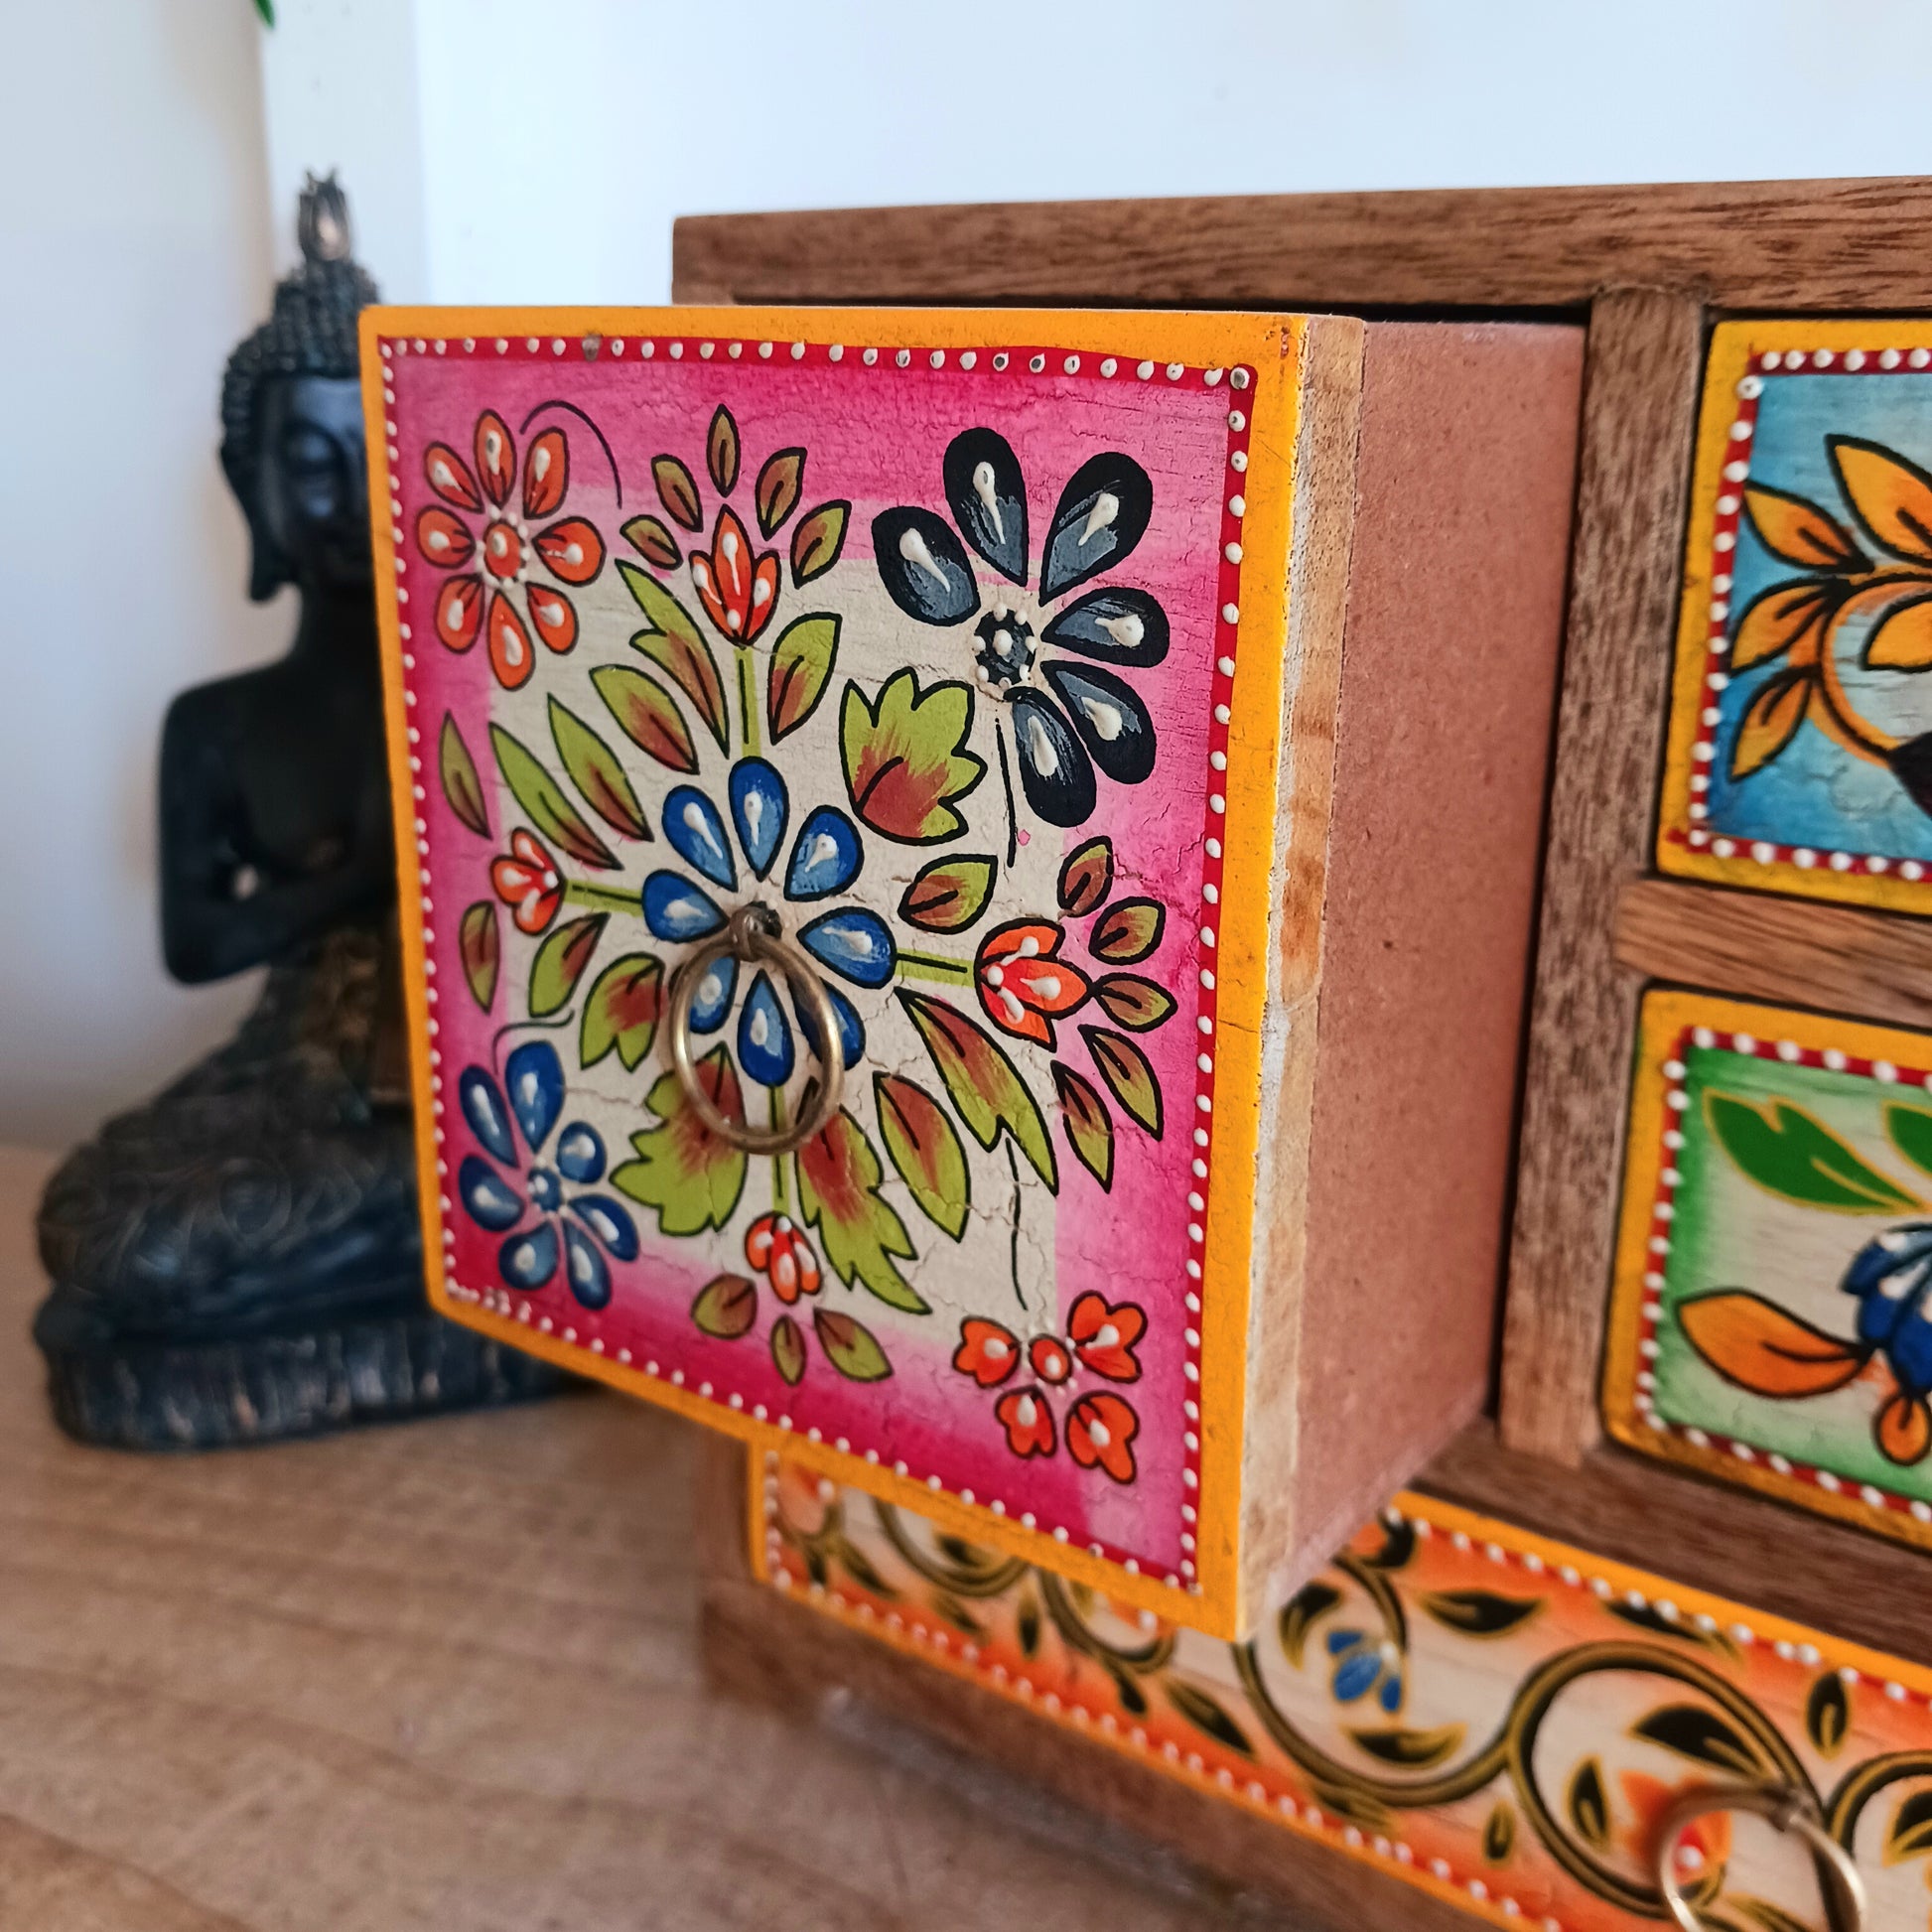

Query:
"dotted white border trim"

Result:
[[382, 330, 1257, 1594], [1633, 1022, 1932, 1527], [1673, 345, 1932, 879], [759, 1465, 1932, 1931]]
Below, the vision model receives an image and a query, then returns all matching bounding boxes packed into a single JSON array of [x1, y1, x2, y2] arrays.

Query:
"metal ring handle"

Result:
[[663, 904, 845, 1155], [1653, 1784, 1867, 1932]]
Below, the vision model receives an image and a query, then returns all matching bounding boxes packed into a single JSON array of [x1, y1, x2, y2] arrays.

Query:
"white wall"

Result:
[[8, 0, 1932, 1147], [331, 0, 1932, 308], [0, 1, 279, 1148]]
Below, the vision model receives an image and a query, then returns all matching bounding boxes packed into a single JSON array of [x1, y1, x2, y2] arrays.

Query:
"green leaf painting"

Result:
[[1887, 1103, 1932, 1182], [691, 1273, 757, 1339], [1482, 1803, 1516, 1865], [618, 559, 729, 752], [528, 913, 606, 1018], [795, 1109, 925, 1311], [1705, 1092, 1921, 1212], [1092, 975, 1175, 1032], [756, 448, 805, 537], [1052, 1062, 1114, 1189], [458, 901, 499, 1011], [489, 723, 618, 869], [706, 404, 740, 496], [767, 613, 840, 743], [621, 512, 680, 569], [438, 713, 489, 836], [651, 455, 702, 531], [611, 1051, 749, 1235], [898, 855, 995, 933], [1081, 1027, 1163, 1139], [840, 670, 985, 844], [898, 990, 1056, 1191], [548, 697, 650, 841], [1057, 836, 1114, 915], [790, 500, 849, 586], [592, 664, 701, 774], [813, 1309, 892, 1382], [770, 1314, 807, 1385], [579, 954, 663, 1070], [1091, 897, 1166, 965], [873, 1072, 970, 1240]]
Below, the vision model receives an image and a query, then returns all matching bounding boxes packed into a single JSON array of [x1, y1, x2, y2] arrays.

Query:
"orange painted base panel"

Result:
[[744, 1454, 1932, 1931]]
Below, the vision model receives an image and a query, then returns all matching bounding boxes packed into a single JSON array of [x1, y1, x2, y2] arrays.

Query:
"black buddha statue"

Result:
[[34, 177, 560, 1447]]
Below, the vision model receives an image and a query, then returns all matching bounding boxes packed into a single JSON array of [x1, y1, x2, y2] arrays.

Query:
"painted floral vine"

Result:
[[426, 388, 1189, 1479]]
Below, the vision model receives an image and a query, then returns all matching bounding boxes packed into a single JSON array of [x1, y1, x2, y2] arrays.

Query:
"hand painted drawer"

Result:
[[1604, 989, 1932, 1555], [1658, 320, 1932, 906], [746, 1458, 1931, 1932], [364, 304, 1581, 1636]]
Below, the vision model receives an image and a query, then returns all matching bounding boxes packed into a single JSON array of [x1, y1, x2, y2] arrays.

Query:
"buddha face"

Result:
[[255, 374, 371, 590]]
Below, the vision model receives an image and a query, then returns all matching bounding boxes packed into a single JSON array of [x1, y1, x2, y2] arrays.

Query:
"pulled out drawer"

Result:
[[364, 305, 1580, 1634]]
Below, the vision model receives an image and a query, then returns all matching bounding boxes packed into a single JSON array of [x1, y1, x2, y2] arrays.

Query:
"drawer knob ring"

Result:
[[1652, 1784, 1866, 1932], [663, 903, 845, 1155]]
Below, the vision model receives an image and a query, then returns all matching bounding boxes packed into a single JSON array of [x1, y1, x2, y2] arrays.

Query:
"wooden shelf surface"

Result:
[[0, 1147, 1258, 1932]]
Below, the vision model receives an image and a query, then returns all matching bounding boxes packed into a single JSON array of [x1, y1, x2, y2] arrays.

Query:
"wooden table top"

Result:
[[0, 1145, 1265, 1931]]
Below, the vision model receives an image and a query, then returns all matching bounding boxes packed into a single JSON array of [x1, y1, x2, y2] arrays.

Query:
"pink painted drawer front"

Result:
[[755, 1460, 1932, 1932], [366, 305, 1298, 1633]]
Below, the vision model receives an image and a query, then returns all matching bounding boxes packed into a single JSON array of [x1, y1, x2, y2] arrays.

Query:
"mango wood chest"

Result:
[[653, 180, 1932, 1932], [365, 302, 1578, 1635]]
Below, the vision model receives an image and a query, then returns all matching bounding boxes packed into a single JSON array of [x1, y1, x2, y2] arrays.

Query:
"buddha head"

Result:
[[220, 174, 381, 601]]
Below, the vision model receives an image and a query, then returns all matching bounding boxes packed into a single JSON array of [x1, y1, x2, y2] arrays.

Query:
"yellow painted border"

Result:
[[748, 1457, 1932, 1932], [360, 303, 1302, 1638], [1657, 317, 1932, 911], [1603, 986, 1932, 1552]]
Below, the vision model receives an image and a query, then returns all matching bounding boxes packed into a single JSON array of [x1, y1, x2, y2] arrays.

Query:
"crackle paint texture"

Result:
[[757, 1460, 1932, 1932], [1605, 990, 1932, 1554], [366, 308, 1290, 1615], [1660, 321, 1932, 911]]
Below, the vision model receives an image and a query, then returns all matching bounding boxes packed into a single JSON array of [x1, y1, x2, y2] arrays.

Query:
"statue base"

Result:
[[34, 925, 567, 1451], [33, 1297, 561, 1450]]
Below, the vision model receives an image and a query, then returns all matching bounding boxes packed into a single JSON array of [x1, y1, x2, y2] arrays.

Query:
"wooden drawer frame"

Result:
[[675, 176, 1932, 1920]]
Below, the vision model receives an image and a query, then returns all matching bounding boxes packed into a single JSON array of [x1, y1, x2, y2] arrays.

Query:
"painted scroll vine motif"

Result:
[[757, 1462, 1932, 1932], [383, 328, 1247, 1580]]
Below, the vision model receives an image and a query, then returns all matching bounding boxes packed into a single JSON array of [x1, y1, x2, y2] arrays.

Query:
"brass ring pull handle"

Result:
[[1653, 1785, 1867, 1932], [663, 903, 845, 1155]]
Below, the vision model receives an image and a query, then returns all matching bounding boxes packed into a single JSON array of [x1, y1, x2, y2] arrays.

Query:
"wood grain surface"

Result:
[[1615, 876, 1932, 1027], [1236, 313, 1361, 1622], [671, 177, 1932, 311], [1496, 290, 1706, 1465], [0, 1146, 1295, 1932], [1280, 322, 1581, 1594]]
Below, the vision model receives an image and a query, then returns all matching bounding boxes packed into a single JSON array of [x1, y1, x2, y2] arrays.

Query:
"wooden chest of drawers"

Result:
[[667, 180, 1932, 1932], [365, 301, 1579, 1635]]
